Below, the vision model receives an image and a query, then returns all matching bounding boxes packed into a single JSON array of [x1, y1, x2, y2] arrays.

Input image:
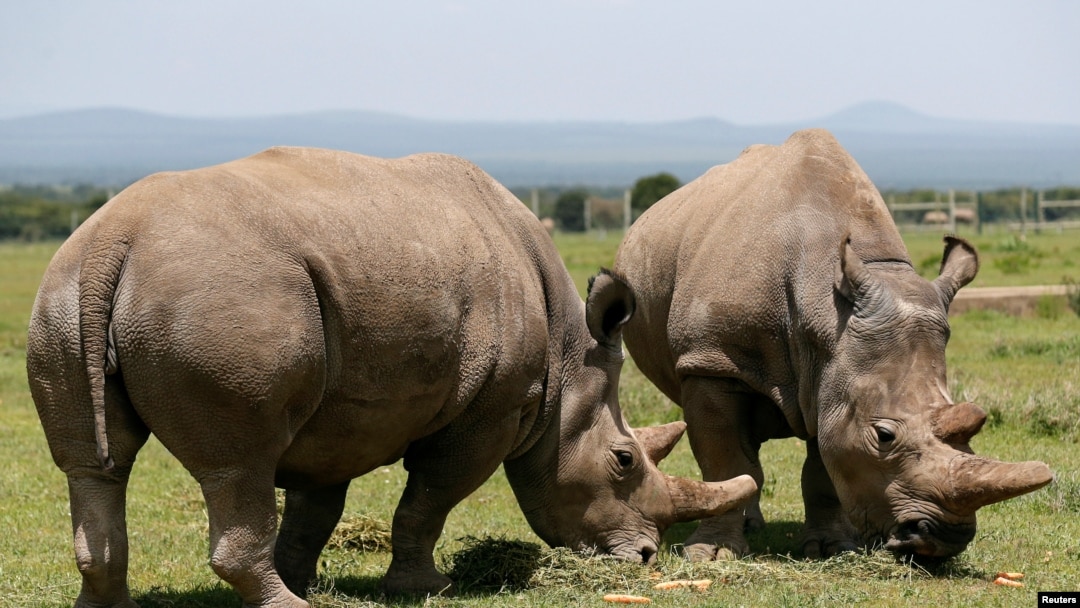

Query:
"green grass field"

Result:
[[1, 230, 1077, 608]]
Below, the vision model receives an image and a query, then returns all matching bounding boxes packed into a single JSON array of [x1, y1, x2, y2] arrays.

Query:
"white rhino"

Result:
[[27, 147, 756, 608], [613, 129, 1052, 561]]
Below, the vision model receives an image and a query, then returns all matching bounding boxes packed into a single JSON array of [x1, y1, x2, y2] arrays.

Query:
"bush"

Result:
[[554, 189, 589, 232], [630, 173, 681, 217], [1065, 276, 1080, 317]]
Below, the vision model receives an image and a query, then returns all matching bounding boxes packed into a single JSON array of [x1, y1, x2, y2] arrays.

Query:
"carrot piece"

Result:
[[995, 571, 1024, 580], [993, 576, 1024, 587], [653, 579, 714, 591], [603, 594, 652, 603], [653, 581, 689, 590]]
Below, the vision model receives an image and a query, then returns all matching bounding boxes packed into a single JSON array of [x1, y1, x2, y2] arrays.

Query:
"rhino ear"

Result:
[[933, 402, 986, 447], [933, 236, 979, 305], [586, 268, 636, 347], [835, 234, 871, 303], [634, 421, 686, 464]]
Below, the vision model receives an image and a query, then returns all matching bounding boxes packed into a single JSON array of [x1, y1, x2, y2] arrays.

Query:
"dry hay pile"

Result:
[[441, 536, 944, 596], [326, 514, 393, 553]]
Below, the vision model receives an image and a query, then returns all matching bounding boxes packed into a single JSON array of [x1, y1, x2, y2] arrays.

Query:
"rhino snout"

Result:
[[883, 518, 976, 558], [595, 537, 659, 565]]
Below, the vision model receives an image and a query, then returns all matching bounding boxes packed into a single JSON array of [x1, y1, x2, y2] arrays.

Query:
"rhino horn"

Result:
[[947, 455, 1053, 515], [666, 474, 758, 523], [933, 402, 987, 446], [635, 421, 686, 464]]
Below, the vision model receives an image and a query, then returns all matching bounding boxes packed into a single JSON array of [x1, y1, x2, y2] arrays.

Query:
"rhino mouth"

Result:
[[575, 539, 660, 565], [883, 519, 976, 558]]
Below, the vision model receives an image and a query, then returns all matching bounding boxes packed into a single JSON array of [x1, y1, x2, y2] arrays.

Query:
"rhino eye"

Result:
[[875, 426, 896, 443], [615, 450, 634, 469]]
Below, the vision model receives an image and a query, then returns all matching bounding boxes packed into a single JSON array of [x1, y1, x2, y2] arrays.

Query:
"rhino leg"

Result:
[[381, 411, 516, 596], [274, 482, 350, 597], [40, 375, 149, 608], [800, 438, 858, 558], [679, 376, 766, 560], [199, 467, 308, 608], [67, 469, 140, 608]]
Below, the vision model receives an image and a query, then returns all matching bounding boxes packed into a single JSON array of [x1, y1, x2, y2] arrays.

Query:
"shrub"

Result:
[[1065, 276, 1080, 317]]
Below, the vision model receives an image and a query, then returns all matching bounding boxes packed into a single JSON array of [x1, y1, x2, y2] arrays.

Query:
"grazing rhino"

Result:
[[27, 147, 756, 608], [613, 129, 1052, 561]]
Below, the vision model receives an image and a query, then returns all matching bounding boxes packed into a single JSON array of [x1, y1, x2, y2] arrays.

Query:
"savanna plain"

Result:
[[1, 230, 1078, 607]]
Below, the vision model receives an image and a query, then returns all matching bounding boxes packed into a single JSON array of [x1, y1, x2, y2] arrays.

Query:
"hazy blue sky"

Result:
[[4, 1, 1078, 124]]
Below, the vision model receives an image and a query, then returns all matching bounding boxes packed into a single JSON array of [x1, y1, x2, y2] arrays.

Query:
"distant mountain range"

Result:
[[1, 101, 1078, 189]]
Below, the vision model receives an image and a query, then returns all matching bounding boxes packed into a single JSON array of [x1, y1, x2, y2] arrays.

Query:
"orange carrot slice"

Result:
[[653, 579, 713, 591], [603, 594, 652, 604], [993, 576, 1024, 587]]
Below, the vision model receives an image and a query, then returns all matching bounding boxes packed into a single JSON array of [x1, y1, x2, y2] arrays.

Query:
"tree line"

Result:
[[0, 185, 110, 241], [1, 181, 1078, 241]]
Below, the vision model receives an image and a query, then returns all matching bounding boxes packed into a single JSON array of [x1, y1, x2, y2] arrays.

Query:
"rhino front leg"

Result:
[[800, 438, 858, 557], [381, 414, 516, 596], [680, 376, 766, 560], [274, 482, 350, 598]]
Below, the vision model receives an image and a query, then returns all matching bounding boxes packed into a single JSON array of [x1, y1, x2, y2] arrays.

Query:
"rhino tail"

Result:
[[77, 237, 130, 471]]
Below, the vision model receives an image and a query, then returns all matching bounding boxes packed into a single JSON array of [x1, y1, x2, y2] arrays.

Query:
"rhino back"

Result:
[[618, 130, 907, 425], [62, 147, 557, 485]]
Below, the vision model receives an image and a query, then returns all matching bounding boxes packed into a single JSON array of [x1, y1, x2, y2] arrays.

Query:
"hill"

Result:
[[1, 102, 1078, 188]]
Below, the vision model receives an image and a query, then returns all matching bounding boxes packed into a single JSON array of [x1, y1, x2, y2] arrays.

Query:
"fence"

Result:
[[888, 188, 1080, 234], [887, 189, 979, 233], [1036, 191, 1080, 232]]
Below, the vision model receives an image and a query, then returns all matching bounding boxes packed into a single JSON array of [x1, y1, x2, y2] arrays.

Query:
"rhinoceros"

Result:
[[27, 147, 756, 608], [613, 129, 1052, 561]]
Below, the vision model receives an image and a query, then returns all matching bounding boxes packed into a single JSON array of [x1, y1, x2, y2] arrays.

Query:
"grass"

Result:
[[903, 230, 1080, 287], [2, 229, 1079, 607]]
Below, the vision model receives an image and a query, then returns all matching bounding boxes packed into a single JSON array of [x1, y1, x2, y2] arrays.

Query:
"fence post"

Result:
[[1019, 188, 1028, 237], [948, 189, 956, 233], [973, 190, 982, 235], [584, 197, 591, 233], [623, 188, 632, 232], [1037, 190, 1046, 233]]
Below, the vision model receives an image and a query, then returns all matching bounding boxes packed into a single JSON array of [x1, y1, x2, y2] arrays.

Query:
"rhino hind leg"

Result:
[[679, 376, 766, 560], [274, 482, 350, 597], [67, 471, 140, 608], [42, 376, 149, 607], [799, 438, 858, 558], [200, 467, 309, 608]]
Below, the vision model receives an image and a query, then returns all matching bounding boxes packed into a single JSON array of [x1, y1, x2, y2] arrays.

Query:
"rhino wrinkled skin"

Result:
[[614, 129, 1052, 561], [27, 147, 756, 608]]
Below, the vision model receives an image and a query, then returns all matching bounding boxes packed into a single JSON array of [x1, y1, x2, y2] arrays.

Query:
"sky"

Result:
[[3, 1, 1079, 125]]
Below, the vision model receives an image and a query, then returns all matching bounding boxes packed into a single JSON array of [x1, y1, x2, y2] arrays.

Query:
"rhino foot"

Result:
[[682, 540, 749, 561], [379, 570, 455, 598], [800, 529, 859, 559], [682, 509, 752, 561], [240, 597, 310, 608], [75, 597, 140, 608]]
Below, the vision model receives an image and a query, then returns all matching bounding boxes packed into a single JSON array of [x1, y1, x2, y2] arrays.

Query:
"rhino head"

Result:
[[820, 235, 1053, 558], [505, 270, 757, 563]]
